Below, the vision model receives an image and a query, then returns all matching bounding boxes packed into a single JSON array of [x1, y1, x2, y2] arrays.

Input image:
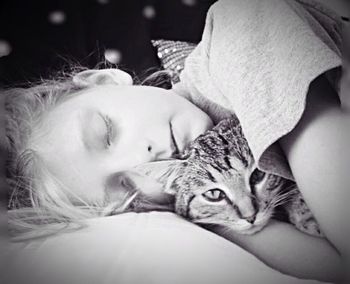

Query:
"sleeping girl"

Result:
[[5, 0, 349, 283]]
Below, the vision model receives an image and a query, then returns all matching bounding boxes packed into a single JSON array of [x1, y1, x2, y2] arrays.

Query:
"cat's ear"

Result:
[[105, 170, 172, 204], [72, 69, 133, 87]]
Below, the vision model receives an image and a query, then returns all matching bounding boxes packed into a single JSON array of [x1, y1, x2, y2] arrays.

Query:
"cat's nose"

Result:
[[244, 214, 256, 224]]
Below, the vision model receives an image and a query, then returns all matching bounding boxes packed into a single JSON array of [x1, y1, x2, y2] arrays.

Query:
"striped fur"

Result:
[[136, 118, 323, 237]]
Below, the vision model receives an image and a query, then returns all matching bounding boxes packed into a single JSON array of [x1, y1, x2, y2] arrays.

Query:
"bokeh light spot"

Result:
[[0, 40, 12, 57], [48, 10, 66, 25], [104, 49, 122, 64], [97, 0, 109, 4], [182, 0, 197, 6], [142, 5, 156, 19]]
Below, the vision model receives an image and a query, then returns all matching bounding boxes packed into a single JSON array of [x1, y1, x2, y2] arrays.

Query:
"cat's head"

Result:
[[134, 158, 287, 235], [173, 159, 288, 234]]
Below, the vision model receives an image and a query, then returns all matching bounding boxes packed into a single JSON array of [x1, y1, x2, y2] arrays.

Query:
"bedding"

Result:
[[6, 1, 347, 283], [172, 0, 343, 180], [8, 212, 327, 284], [151, 39, 197, 84]]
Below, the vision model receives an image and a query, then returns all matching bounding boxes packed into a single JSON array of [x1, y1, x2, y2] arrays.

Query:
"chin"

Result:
[[239, 225, 265, 235], [236, 214, 271, 235]]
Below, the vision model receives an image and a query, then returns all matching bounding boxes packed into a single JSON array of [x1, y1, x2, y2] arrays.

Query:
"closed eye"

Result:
[[101, 114, 114, 147], [202, 188, 227, 202]]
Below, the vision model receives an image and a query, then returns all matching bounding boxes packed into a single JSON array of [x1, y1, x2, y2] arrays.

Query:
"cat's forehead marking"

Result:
[[227, 155, 247, 172]]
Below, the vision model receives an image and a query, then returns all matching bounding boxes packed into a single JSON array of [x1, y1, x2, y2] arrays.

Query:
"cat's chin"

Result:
[[238, 225, 265, 235]]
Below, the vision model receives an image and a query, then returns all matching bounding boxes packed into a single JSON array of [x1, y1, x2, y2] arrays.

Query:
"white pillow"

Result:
[[9, 212, 324, 284]]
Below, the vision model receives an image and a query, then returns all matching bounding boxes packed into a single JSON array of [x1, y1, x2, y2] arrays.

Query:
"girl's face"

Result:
[[37, 85, 213, 204]]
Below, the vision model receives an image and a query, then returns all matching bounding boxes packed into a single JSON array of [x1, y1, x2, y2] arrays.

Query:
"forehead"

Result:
[[179, 156, 245, 186], [53, 85, 173, 118]]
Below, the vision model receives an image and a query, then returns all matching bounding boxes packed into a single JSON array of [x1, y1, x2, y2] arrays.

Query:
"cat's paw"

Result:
[[295, 218, 324, 238], [284, 193, 324, 237]]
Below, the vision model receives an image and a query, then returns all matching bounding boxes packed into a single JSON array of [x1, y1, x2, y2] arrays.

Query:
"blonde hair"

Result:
[[5, 67, 174, 241]]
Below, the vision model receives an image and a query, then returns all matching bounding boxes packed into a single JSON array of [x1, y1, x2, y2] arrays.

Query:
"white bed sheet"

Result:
[[8, 212, 326, 284]]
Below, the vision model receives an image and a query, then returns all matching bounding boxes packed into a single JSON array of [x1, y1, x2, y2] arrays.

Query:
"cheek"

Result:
[[67, 178, 106, 205], [188, 198, 239, 221], [254, 187, 273, 206], [254, 176, 283, 206], [58, 163, 107, 204]]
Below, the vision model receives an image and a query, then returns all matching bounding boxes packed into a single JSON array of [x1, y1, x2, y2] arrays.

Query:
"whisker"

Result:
[[282, 183, 298, 193], [270, 189, 297, 206]]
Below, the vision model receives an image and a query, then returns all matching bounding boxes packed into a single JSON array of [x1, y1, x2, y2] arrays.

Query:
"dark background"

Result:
[[0, 0, 217, 87], [0, 0, 217, 210]]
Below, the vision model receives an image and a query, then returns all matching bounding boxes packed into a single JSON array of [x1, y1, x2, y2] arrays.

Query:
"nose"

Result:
[[244, 214, 256, 224], [235, 195, 257, 224]]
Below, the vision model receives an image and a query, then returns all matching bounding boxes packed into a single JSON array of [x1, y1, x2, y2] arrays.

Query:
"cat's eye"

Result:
[[249, 169, 266, 186], [202, 189, 227, 202]]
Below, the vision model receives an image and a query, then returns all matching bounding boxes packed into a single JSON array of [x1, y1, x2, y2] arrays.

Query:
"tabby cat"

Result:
[[134, 118, 323, 237]]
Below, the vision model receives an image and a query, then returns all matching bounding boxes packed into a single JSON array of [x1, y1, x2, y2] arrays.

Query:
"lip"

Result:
[[169, 122, 180, 157]]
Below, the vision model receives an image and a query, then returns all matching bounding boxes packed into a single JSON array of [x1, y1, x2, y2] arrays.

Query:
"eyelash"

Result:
[[102, 115, 113, 147]]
